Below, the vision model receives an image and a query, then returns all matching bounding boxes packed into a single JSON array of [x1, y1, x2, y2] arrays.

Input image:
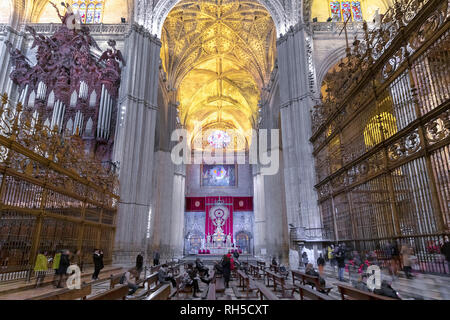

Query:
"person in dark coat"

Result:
[[335, 245, 346, 281], [136, 252, 144, 280], [92, 249, 104, 280], [195, 258, 209, 277], [221, 254, 231, 288], [153, 251, 160, 266], [317, 254, 325, 277], [441, 236, 450, 272], [56, 249, 71, 288]]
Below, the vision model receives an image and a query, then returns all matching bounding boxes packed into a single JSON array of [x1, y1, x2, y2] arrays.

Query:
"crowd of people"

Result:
[[32, 248, 104, 288]]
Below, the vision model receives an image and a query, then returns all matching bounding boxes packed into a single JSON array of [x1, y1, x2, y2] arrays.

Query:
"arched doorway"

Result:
[[235, 231, 253, 254]]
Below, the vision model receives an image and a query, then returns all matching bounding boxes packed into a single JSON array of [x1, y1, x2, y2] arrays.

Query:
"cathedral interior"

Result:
[[0, 0, 448, 302]]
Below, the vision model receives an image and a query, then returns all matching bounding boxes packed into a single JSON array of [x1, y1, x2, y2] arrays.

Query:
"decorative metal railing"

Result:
[[0, 94, 119, 281], [310, 0, 450, 274]]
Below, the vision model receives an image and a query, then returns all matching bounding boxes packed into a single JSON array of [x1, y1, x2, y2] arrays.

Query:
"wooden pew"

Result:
[[88, 284, 128, 300], [264, 270, 277, 288], [28, 283, 92, 300], [336, 283, 396, 300], [257, 261, 266, 272], [297, 284, 335, 300], [291, 270, 333, 294], [148, 284, 171, 300], [236, 269, 258, 298], [143, 272, 161, 292], [272, 273, 295, 298], [254, 281, 279, 300]]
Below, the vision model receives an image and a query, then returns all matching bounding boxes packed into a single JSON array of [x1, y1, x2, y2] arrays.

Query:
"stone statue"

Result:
[[206, 234, 211, 246], [226, 234, 231, 246]]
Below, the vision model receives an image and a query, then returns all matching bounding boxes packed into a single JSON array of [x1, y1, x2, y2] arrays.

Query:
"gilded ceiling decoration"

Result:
[[161, 0, 277, 150]]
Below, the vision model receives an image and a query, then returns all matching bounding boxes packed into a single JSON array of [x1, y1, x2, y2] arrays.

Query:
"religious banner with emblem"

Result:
[[205, 196, 234, 243]]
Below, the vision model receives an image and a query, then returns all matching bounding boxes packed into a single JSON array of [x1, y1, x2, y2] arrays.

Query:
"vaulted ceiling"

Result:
[[161, 0, 277, 150]]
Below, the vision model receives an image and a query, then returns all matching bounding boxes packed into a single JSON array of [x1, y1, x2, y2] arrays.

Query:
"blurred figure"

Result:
[[92, 249, 104, 280], [317, 254, 325, 277], [153, 251, 160, 266], [301, 252, 309, 268], [51, 250, 61, 286], [401, 244, 414, 279], [305, 263, 326, 291], [182, 263, 208, 298], [120, 268, 139, 296], [72, 249, 83, 272], [354, 273, 370, 292], [328, 245, 336, 271], [34, 250, 48, 288], [389, 240, 400, 280], [221, 254, 231, 288], [195, 258, 209, 277], [135, 252, 144, 280], [441, 236, 450, 273], [158, 263, 176, 288], [56, 249, 71, 288], [335, 244, 346, 282], [271, 256, 278, 266], [373, 280, 401, 299]]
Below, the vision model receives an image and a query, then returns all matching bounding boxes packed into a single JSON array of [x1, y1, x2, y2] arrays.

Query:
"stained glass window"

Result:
[[70, 0, 104, 24], [330, 1, 341, 22], [207, 130, 231, 149], [351, 1, 363, 21], [94, 4, 102, 23], [329, 1, 363, 22], [341, 1, 352, 22]]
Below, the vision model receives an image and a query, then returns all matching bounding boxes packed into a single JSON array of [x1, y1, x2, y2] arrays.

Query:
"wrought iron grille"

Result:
[[311, 0, 450, 274]]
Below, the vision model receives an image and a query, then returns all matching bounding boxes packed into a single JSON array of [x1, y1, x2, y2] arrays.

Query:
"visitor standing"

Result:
[[136, 252, 144, 280], [389, 240, 400, 280], [51, 250, 61, 286], [92, 249, 104, 280], [317, 254, 325, 278], [72, 249, 83, 272], [153, 251, 160, 266], [301, 251, 309, 268], [34, 250, 48, 288], [56, 249, 71, 288], [441, 236, 450, 273], [335, 245, 346, 282], [221, 254, 231, 288]]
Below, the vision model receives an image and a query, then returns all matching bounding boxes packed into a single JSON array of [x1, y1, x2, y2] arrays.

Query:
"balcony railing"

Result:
[[290, 227, 335, 242]]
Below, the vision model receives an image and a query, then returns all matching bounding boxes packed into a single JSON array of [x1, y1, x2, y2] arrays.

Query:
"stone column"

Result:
[[252, 166, 266, 258], [170, 164, 186, 258], [276, 25, 322, 236], [113, 24, 160, 265]]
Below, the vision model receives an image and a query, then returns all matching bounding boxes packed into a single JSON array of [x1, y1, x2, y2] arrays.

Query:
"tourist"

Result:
[[389, 240, 400, 280], [158, 264, 176, 288], [153, 250, 160, 266], [195, 258, 209, 277], [182, 263, 202, 298], [72, 249, 83, 272], [373, 280, 401, 299], [335, 244, 346, 282], [301, 251, 309, 268], [305, 263, 326, 291], [354, 273, 370, 292], [34, 250, 48, 288], [401, 244, 414, 279], [271, 257, 277, 266], [221, 254, 231, 288], [317, 254, 325, 277], [136, 252, 144, 280], [120, 268, 139, 296], [233, 249, 240, 261], [440, 236, 450, 273], [56, 249, 71, 288], [328, 245, 336, 271], [51, 250, 61, 286], [92, 249, 104, 280]]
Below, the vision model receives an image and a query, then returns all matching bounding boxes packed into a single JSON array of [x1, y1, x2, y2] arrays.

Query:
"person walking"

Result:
[[401, 244, 414, 279], [34, 250, 48, 288], [56, 249, 71, 288], [92, 249, 104, 280], [153, 251, 160, 266], [317, 254, 325, 278]]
